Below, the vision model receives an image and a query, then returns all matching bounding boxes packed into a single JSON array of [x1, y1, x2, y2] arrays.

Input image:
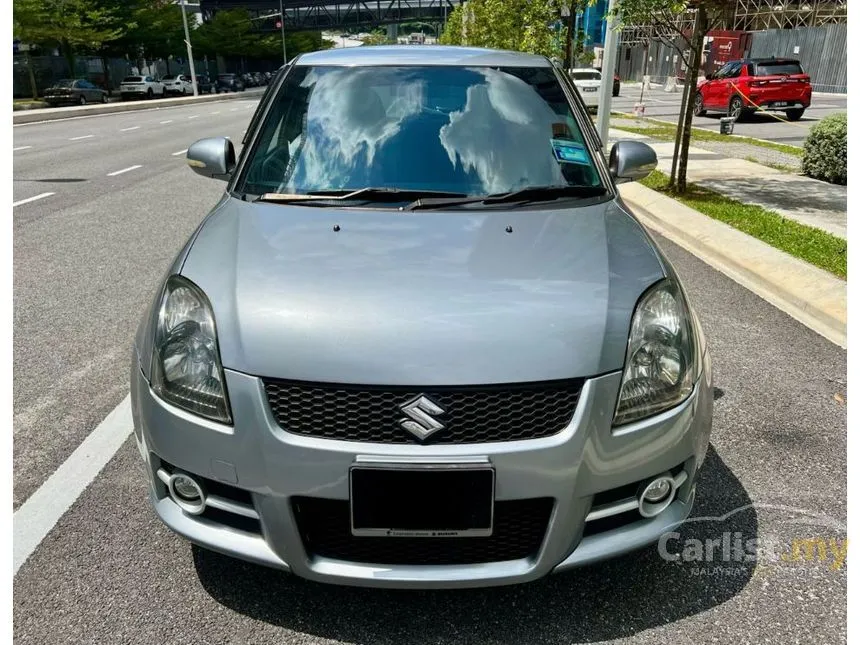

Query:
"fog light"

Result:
[[168, 472, 206, 515], [173, 474, 201, 500], [638, 473, 676, 518], [643, 478, 672, 503]]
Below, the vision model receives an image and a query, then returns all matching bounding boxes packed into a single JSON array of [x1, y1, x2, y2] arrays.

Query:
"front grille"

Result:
[[292, 497, 554, 565], [262, 379, 584, 444]]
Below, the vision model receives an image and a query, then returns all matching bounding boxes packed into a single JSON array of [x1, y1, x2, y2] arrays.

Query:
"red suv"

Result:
[[695, 58, 811, 121]]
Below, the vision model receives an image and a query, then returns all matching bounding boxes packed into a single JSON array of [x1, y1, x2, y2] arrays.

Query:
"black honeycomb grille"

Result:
[[262, 379, 584, 444], [292, 497, 554, 565]]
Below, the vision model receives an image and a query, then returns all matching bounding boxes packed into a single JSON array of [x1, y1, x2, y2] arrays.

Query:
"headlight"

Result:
[[150, 275, 232, 424], [613, 279, 697, 426]]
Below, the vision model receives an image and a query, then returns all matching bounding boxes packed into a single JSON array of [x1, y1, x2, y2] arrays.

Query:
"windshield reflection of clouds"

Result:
[[439, 69, 565, 193], [285, 67, 571, 195], [288, 68, 424, 191]]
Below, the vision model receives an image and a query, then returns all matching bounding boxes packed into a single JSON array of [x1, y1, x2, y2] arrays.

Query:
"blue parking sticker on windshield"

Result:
[[551, 139, 589, 165]]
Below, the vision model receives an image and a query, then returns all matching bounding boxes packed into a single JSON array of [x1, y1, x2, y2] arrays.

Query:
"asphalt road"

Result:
[[13, 96, 846, 643], [612, 86, 846, 147]]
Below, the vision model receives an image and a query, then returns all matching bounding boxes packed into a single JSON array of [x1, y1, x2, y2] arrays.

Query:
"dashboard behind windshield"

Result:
[[238, 65, 603, 198]]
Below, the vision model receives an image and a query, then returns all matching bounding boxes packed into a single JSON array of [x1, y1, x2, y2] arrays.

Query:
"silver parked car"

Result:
[[131, 46, 713, 588]]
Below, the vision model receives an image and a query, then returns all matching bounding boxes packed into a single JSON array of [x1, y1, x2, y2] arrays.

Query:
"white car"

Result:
[[161, 74, 193, 96], [119, 75, 166, 101], [569, 68, 602, 109]]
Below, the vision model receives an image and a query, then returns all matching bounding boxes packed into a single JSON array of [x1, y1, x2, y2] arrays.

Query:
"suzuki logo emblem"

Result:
[[399, 395, 446, 440]]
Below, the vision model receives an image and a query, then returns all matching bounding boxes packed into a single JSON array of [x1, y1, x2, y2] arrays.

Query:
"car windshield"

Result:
[[123, 76, 144, 83], [239, 65, 602, 198], [54, 79, 75, 88], [755, 62, 804, 76], [162, 75, 177, 80], [219, 74, 234, 79], [571, 71, 600, 81]]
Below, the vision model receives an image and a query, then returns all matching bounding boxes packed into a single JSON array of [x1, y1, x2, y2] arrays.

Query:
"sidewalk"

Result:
[[608, 128, 847, 239]]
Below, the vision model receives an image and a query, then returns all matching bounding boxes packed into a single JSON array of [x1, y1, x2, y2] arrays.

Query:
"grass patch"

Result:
[[639, 170, 846, 278], [611, 116, 803, 157]]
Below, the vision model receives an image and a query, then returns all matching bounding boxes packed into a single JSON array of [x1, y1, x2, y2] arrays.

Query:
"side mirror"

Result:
[[186, 137, 236, 181], [609, 140, 658, 183]]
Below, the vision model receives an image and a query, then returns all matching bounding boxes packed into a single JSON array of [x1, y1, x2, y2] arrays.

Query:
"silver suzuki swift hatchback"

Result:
[[131, 46, 713, 589]]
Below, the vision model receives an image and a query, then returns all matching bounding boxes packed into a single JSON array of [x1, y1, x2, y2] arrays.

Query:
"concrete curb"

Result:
[[13, 88, 265, 125], [619, 182, 846, 348]]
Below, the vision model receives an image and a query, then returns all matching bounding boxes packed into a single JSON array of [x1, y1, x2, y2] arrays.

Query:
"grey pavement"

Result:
[[609, 128, 847, 239], [612, 84, 846, 147], [13, 94, 846, 643], [13, 99, 258, 509]]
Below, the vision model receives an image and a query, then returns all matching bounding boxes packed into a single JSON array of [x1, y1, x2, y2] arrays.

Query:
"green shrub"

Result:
[[802, 112, 847, 185]]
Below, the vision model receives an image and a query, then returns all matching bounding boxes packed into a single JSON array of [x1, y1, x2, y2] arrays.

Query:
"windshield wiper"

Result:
[[403, 185, 606, 211], [256, 187, 468, 206]]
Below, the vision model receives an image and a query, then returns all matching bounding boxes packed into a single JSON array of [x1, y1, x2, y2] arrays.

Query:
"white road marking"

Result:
[[13, 146, 32, 151], [187, 115, 199, 119], [210, 111, 221, 115], [171, 149, 188, 156], [69, 134, 94, 140], [230, 108, 239, 112], [13, 192, 55, 207], [106, 164, 142, 176], [160, 120, 173, 124], [13, 395, 132, 575], [120, 126, 140, 132]]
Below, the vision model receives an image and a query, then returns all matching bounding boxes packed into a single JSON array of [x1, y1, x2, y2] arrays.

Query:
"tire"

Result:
[[785, 108, 805, 121], [101, 93, 108, 104], [693, 92, 706, 117], [182, 87, 187, 96], [78, 95, 86, 106], [728, 95, 745, 121], [147, 88, 154, 99]]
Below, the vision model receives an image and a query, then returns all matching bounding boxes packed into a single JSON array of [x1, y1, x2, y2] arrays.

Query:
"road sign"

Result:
[[276, 21, 282, 28]]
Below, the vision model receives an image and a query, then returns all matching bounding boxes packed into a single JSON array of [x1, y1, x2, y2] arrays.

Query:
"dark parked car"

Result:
[[216, 73, 245, 92], [195, 74, 215, 94], [253, 72, 266, 86], [43, 79, 107, 106]]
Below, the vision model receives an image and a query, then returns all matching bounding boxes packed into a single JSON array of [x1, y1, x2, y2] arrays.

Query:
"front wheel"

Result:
[[728, 95, 745, 121], [785, 108, 805, 121], [693, 92, 706, 116], [147, 88, 154, 99], [78, 95, 86, 106], [101, 93, 108, 104]]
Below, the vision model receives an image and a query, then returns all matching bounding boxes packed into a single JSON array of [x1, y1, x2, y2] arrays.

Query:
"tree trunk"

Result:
[[676, 6, 708, 194], [669, 70, 690, 187], [61, 39, 76, 78], [564, 2, 576, 69], [101, 56, 112, 95], [25, 50, 39, 100]]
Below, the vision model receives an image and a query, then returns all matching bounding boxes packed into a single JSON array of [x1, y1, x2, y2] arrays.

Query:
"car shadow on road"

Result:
[[193, 446, 756, 643]]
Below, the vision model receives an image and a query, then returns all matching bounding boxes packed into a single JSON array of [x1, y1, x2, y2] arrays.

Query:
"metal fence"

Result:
[[746, 24, 846, 93], [616, 23, 846, 94]]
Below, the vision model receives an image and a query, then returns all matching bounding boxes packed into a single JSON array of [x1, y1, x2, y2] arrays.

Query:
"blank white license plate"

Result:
[[583, 87, 598, 92]]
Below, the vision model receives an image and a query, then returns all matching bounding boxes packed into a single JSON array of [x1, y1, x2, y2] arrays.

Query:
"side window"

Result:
[[715, 63, 734, 79], [728, 63, 742, 78], [145, 76, 153, 83]]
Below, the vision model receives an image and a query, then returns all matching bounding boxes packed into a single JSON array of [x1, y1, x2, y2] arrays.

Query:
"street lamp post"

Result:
[[179, 0, 198, 96], [595, 0, 619, 150], [280, 0, 287, 65]]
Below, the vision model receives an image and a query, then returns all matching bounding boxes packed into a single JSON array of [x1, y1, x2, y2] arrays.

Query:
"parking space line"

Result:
[[171, 149, 188, 156], [69, 135, 94, 140], [230, 108, 239, 112], [187, 115, 199, 119], [13, 395, 132, 575], [106, 165, 142, 177], [159, 120, 173, 124], [13, 192, 55, 207], [120, 126, 140, 132], [210, 111, 221, 115], [13, 146, 32, 151]]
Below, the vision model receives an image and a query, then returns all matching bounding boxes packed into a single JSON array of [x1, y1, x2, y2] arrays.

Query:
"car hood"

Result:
[[178, 196, 666, 385]]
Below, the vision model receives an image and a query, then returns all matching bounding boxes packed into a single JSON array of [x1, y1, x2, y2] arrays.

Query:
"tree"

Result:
[[13, 0, 125, 88], [612, 0, 735, 192], [438, 0, 567, 57]]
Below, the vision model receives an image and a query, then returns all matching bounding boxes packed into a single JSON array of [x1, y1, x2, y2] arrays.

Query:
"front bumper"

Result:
[[579, 91, 600, 108], [131, 355, 712, 588]]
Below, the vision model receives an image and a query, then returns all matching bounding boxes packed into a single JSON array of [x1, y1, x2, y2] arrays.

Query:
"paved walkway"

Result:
[[608, 128, 847, 239]]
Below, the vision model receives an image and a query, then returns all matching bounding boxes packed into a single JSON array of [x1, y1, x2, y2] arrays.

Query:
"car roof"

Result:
[[570, 68, 599, 72], [727, 58, 801, 65], [296, 45, 551, 68]]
